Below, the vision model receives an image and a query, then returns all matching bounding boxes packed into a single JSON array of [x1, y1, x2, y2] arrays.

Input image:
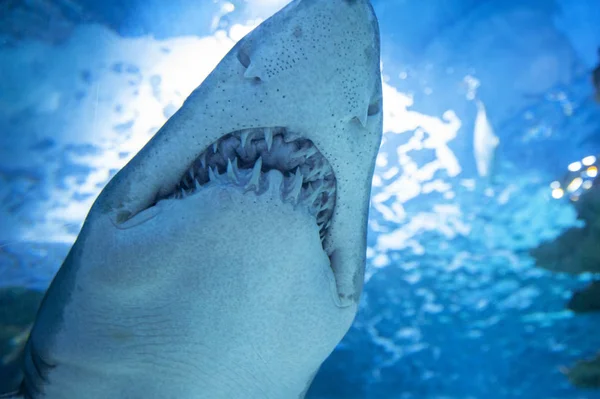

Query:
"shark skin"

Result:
[[15, 0, 382, 397]]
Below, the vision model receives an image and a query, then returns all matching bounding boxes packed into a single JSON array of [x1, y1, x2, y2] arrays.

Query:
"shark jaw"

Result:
[[162, 127, 337, 245]]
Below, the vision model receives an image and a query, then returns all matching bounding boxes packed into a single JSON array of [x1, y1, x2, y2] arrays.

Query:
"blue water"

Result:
[[1, 0, 600, 398]]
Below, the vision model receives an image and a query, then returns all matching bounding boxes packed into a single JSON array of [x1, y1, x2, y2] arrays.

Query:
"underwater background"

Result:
[[1, 0, 600, 397]]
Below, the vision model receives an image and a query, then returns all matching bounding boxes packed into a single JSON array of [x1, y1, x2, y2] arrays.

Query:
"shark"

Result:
[[5, 0, 382, 397]]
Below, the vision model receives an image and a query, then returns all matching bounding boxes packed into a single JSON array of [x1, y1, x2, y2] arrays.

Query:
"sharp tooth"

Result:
[[240, 130, 251, 149], [180, 188, 186, 198], [208, 166, 218, 182], [318, 168, 328, 179], [188, 169, 195, 181], [266, 170, 284, 198], [286, 168, 303, 203], [213, 142, 218, 153], [306, 182, 322, 206], [232, 157, 240, 175], [264, 128, 273, 151], [305, 147, 318, 157], [227, 159, 239, 183], [304, 168, 319, 181], [200, 153, 207, 169], [245, 156, 262, 191], [312, 166, 326, 181], [300, 165, 320, 181], [297, 146, 317, 158], [194, 179, 201, 190]]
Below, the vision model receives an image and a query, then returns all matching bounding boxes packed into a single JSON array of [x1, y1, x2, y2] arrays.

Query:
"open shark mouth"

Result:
[[165, 127, 337, 243]]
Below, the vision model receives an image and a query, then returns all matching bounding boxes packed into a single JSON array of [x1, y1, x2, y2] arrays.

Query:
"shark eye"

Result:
[[367, 100, 381, 116], [237, 45, 251, 69]]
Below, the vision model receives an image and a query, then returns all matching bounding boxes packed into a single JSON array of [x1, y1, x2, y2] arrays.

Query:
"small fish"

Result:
[[473, 100, 500, 179]]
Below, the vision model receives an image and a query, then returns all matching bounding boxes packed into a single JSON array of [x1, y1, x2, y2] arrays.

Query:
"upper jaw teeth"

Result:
[[168, 127, 336, 240], [264, 128, 274, 151]]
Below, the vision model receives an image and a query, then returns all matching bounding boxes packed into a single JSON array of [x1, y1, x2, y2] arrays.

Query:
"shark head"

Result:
[[101, 0, 383, 304], [21, 0, 382, 397]]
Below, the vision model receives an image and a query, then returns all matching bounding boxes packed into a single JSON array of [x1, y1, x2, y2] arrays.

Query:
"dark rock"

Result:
[[563, 353, 600, 389], [531, 171, 600, 275], [568, 281, 600, 313]]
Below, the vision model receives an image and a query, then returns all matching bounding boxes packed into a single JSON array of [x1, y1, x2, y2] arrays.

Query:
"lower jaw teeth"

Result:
[[168, 128, 337, 240], [174, 166, 334, 239]]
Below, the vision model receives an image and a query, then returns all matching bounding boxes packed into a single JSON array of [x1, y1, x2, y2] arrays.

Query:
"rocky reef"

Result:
[[532, 154, 600, 389], [563, 353, 600, 389]]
